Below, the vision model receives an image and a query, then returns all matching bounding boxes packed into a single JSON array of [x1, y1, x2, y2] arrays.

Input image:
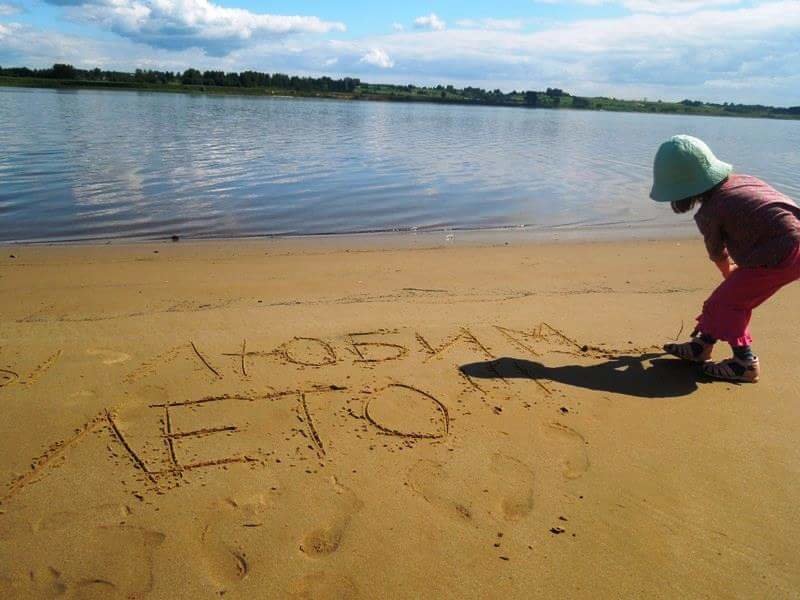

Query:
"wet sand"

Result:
[[0, 237, 798, 598]]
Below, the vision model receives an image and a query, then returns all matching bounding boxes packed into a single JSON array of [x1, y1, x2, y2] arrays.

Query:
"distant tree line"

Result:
[[680, 98, 800, 116], [1, 63, 798, 118], [0, 63, 360, 93], [523, 88, 574, 107]]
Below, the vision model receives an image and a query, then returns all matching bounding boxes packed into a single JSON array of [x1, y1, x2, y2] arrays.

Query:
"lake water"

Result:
[[1, 87, 799, 244]]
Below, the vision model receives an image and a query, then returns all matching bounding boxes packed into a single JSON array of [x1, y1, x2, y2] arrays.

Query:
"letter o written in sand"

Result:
[[364, 384, 449, 439], [279, 337, 337, 367]]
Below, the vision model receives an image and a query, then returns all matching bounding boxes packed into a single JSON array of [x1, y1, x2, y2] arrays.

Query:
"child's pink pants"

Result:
[[696, 242, 800, 346]]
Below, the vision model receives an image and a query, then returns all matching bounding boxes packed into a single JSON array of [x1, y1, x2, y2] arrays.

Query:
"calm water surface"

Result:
[[1, 87, 799, 243]]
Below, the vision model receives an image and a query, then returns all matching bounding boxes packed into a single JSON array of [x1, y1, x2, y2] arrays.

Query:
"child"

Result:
[[650, 135, 800, 382]]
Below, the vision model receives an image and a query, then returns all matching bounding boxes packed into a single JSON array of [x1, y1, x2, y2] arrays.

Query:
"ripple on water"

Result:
[[0, 88, 798, 242]]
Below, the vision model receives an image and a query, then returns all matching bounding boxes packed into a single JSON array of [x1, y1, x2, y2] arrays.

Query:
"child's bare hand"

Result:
[[714, 257, 735, 279]]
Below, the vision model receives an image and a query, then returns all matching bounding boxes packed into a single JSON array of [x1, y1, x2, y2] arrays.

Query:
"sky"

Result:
[[0, 0, 798, 106]]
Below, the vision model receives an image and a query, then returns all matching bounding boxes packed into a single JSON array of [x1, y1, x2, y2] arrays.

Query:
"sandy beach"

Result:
[[0, 236, 798, 599]]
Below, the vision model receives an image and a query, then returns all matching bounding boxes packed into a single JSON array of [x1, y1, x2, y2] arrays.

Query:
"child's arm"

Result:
[[695, 208, 732, 278]]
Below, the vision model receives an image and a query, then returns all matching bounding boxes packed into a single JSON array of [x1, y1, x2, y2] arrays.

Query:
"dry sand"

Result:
[[0, 236, 798, 599]]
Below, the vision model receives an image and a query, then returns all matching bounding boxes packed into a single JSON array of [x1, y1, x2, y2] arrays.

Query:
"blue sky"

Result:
[[1, 0, 798, 105]]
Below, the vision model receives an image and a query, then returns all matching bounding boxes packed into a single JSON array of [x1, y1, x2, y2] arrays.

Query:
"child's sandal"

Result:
[[663, 339, 713, 363], [702, 357, 760, 383]]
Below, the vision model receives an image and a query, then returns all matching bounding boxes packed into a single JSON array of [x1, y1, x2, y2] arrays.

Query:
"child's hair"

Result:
[[670, 177, 730, 214], [671, 197, 698, 214]]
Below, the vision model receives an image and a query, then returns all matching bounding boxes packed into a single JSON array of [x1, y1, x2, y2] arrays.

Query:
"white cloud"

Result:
[[3, 2, 799, 106], [622, 0, 742, 13], [331, 2, 800, 103], [360, 48, 394, 69], [535, 0, 744, 13], [0, 20, 224, 71], [0, 2, 22, 16], [392, 22, 404, 32], [414, 13, 446, 31], [455, 18, 524, 30], [42, 0, 345, 56]]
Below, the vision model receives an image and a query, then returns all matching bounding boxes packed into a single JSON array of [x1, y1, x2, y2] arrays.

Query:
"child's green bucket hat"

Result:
[[650, 135, 732, 203]]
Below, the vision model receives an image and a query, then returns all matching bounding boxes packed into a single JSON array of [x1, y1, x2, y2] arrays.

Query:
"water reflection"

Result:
[[1, 87, 798, 243]]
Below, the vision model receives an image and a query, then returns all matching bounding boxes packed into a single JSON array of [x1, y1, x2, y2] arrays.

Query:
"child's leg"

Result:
[[696, 246, 800, 347], [698, 244, 800, 381], [731, 344, 755, 361]]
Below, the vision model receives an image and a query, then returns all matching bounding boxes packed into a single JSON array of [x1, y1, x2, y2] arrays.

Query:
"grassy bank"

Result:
[[2, 74, 798, 120]]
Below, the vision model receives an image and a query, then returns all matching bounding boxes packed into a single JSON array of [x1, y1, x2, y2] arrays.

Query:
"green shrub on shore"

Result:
[[1, 64, 797, 120]]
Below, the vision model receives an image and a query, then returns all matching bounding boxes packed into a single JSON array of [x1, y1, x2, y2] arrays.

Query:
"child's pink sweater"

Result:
[[695, 174, 800, 268]]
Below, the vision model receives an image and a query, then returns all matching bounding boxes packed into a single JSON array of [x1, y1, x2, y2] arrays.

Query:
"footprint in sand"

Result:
[[287, 571, 359, 599], [72, 578, 118, 600], [5, 526, 164, 599], [299, 477, 363, 558], [406, 460, 474, 521], [490, 453, 536, 521], [0, 575, 12, 596], [406, 452, 535, 524], [544, 422, 590, 480], [86, 349, 131, 366], [74, 526, 164, 598], [199, 477, 362, 593], [34, 503, 132, 533], [199, 535, 250, 586], [201, 494, 273, 586], [24, 567, 68, 598], [300, 527, 345, 556], [0, 369, 19, 388]]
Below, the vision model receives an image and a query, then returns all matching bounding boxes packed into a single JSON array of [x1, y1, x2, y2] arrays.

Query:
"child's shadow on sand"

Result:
[[460, 354, 699, 398]]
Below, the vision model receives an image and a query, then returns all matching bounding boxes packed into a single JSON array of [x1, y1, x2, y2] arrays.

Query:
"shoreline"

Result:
[[3, 78, 798, 121], [2, 237, 799, 597], [1, 220, 696, 249]]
